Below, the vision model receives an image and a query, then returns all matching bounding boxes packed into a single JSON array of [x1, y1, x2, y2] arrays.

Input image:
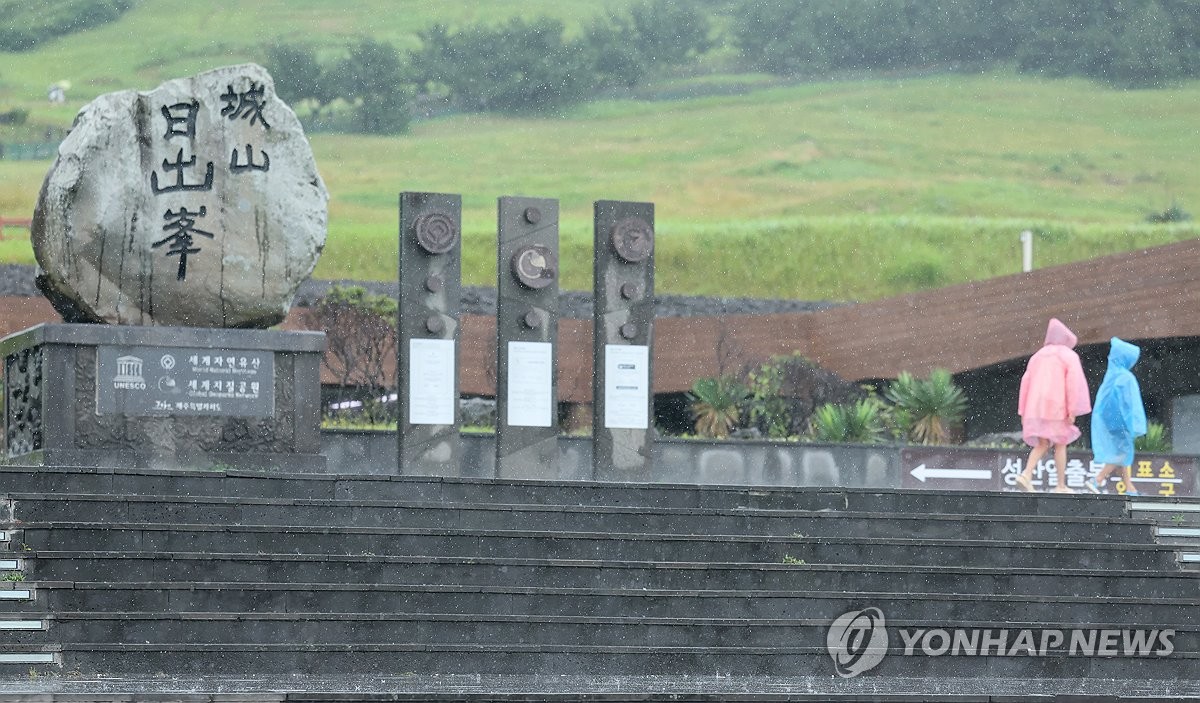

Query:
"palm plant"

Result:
[[809, 398, 887, 444], [1135, 421, 1171, 453], [884, 369, 967, 445], [688, 375, 750, 438]]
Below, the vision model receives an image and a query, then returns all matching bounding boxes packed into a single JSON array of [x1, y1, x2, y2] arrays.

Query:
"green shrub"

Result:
[[580, 14, 648, 90], [264, 43, 337, 107], [0, 108, 29, 125], [1146, 202, 1192, 224], [744, 359, 790, 439], [688, 375, 750, 439], [261, 39, 411, 135], [627, 0, 712, 65], [314, 285, 399, 424], [412, 18, 593, 114], [885, 369, 967, 445], [809, 398, 888, 444], [885, 259, 947, 289], [1135, 421, 1171, 453], [738, 352, 866, 439], [0, 0, 133, 52]]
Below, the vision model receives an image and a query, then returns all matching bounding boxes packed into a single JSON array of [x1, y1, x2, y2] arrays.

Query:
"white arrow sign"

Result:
[[910, 464, 993, 483]]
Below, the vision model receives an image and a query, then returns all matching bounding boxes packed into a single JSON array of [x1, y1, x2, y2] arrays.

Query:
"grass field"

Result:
[[3, 4, 1199, 301], [0, 0, 620, 98]]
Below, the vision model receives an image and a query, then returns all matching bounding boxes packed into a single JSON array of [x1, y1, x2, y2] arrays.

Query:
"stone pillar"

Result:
[[397, 192, 461, 476], [1172, 395, 1200, 455], [495, 196, 559, 478], [591, 200, 655, 480]]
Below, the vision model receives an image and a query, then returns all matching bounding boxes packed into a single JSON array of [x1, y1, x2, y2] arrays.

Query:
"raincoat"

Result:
[[1090, 337, 1147, 466], [1018, 318, 1091, 447]]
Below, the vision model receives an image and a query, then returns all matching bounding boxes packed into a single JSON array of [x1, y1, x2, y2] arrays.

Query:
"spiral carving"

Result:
[[414, 211, 459, 255], [610, 217, 654, 263]]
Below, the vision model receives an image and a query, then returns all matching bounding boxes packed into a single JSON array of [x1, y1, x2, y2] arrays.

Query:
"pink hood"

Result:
[[1019, 318, 1091, 420], [1043, 318, 1078, 348]]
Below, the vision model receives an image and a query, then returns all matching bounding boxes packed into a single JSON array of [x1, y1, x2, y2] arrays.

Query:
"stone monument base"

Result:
[[1, 323, 326, 472]]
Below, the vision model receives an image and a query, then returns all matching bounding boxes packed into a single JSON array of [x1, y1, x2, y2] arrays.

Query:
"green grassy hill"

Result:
[[2, 3, 1198, 301]]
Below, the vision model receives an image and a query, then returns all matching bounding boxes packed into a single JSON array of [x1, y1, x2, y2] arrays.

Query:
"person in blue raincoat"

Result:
[[1085, 337, 1147, 496]]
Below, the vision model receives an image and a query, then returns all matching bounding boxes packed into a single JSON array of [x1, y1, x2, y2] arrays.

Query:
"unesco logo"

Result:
[[826, 607, 889, 678]]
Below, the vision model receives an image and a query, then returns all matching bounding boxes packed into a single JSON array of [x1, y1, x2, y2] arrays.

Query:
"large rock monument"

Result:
[[31, 63, 327, 328], [2, 65, 327, 470]]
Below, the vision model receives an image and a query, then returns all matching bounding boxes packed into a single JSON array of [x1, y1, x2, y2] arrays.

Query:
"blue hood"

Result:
[[1108, 337, 1140, 371]]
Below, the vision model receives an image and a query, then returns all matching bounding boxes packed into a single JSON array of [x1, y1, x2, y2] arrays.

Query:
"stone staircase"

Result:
[[0, 465, 1198, 700], [1131, 496, 1200, 572]]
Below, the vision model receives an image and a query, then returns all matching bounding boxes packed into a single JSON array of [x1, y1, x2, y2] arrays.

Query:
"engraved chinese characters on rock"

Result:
[[222, 81, 272, 173], [149, 81, 273, 281], [32, 63, 327, 328]]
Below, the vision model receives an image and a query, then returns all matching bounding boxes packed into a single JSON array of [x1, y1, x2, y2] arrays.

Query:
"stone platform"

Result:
[[1, 324, 325, 471]]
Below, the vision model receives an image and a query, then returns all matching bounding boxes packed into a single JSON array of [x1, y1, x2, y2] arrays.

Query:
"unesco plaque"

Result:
[[96, 345, 275, 417]]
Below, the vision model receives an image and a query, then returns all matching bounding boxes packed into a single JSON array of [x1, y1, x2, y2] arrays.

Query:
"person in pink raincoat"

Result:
[[1015, 318, 1092, 493]]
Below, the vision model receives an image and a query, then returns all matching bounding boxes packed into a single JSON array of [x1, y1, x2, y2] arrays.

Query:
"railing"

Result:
[[0, 218, 32, 240]]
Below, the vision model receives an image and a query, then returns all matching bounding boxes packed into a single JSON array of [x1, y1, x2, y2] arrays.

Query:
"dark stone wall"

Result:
[[1, 263, 840, 319]]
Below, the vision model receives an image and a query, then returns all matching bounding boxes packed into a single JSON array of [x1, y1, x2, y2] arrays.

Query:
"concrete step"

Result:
[[1132, 500, 1200, 570], [9, 526, 1181, 571], [0, 494, 1159, 543], [1, 641, 1191, 678], [8, 521, 1179, 572], [1157, 526, 1200, 547], [0, 583, 35, 605], [0, 466, 1132, 518], [3, 675, 1200, 702], [16, 552, 1199, 597], [0, 645, 58, 669], [9, 581, 1198, 625], [7, 612, 1198, 651], [1131, 498, 1200, 524]]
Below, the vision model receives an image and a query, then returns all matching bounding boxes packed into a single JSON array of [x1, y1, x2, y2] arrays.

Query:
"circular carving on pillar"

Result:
[[619, 322, 639, 340], [413, 211, 459, 255], [620, 282, 640, 300], [425, 314, 445, 334], [523, 207, 542, 225], [522, 310, 542, 329], [510, 245, 557, 290], [610, 217, 654, 263], [424, 275, 444, 293]]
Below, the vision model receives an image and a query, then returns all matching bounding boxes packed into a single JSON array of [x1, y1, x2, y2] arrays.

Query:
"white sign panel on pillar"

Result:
[[408, 338, 456, 425], [506, 341, 553, 428], [603, 344, 649, 430]]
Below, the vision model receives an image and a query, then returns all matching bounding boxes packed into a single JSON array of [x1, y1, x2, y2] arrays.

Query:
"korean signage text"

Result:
[[96, 345, 274, 417]]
